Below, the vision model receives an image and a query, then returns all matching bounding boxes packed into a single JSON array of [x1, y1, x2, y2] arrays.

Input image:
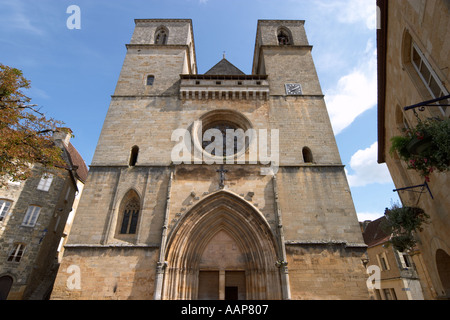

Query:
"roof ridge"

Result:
[[204, 58, 245, 75]]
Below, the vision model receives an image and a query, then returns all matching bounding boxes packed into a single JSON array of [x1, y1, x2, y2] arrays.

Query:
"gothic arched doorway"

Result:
[[162, 191, 282, 300]]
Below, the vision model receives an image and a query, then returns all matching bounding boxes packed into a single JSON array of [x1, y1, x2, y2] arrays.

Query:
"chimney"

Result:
[[53, 128, 73, 146], [360, 220, 372, 233]]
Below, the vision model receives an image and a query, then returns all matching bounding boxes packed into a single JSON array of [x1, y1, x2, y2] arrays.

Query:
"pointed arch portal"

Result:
[[162, 191, 282, 300]]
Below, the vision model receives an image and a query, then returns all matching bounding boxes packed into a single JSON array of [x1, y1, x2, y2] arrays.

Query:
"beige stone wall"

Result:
[[66, 167, 169, 246], [286, 245, 368, 300], [382, 0, 449, 299], [92, 97, 339, 167], [53, 246, 370, 300], [278, 166, 362, 243], [51, 247, 158, 300], [260, 48, 324, 96], [113, 48, 189, 96], [67, 164, 362, 248]]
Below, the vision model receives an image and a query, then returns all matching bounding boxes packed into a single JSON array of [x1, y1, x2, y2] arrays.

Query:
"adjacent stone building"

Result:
[[0, 130, 88, 300], [51, 19, 369, 300], [361, 217, 433, 300], [377, 0, 450, 299]]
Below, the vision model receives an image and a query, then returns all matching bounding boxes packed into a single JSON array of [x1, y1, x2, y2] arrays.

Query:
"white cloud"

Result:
[[357, 211, 384, 222], [339, 0, 378, 30], [346, 142, 393, 187], [316, 0, 378, 30], [26, 86, 50, 100], [325, 39, 377, 135], [0, 0, 45, 35]]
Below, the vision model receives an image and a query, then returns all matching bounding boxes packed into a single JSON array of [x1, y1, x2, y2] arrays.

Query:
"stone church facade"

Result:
[[51, 19, 369, 300]]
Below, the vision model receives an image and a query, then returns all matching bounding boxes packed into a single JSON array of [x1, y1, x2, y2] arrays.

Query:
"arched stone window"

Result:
[[202, 121, 242, 157], [192, 110, 254, 160], [436, 249, 450, 298], [117, 190, 141, 235], [0, 276, 13, 300], [129, 146, 139, 167], [146, 75, 155, 86], [277, 27, 292, 45], [155, 27, 168, 45], [302, 147, 313, 163]]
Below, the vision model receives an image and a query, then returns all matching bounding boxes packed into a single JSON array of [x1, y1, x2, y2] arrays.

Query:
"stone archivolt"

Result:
[[163, 190, 281, 300]]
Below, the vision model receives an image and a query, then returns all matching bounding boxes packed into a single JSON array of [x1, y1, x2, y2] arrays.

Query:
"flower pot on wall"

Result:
[[406, 135, 433, 155]]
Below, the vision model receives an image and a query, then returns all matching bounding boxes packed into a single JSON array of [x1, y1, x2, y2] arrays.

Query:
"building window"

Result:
[[37, 173, 54, 192], [383, 288, 397, 300], [377, 252, 390, 271], [129, 146, 139, 167], [120, 199, 140, 235], [400, 253, 412, 269], [380, 255, 388, 270], [410, 43, 449, 116], [395, 104, 410, 132], [193, 110, 254, 160], [22, 206, 41, 227], [0, 200, 12, 222], [155, 27, 168, 45], [7, 244, 25, 263], [202, 121, 245, 157], [277, 27, 292, 45], [302, 147, 313, 163], [374, 289, 382, 300], [147, 75, 155, 86]]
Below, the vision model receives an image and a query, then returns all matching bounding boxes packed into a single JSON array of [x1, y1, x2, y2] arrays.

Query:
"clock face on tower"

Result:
[[285, 83, 302, 95]]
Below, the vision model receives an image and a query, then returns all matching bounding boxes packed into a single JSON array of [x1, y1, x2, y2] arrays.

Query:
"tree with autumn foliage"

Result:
[[0, 63, 69, 188]]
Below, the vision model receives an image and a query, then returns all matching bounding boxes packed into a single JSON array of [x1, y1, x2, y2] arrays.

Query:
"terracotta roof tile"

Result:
[[362, 216, 390, 247], [65, 142, 88, 183]]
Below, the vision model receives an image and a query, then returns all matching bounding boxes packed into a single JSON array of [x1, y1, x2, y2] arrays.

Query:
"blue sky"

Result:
[[0, 0, 399, 221]]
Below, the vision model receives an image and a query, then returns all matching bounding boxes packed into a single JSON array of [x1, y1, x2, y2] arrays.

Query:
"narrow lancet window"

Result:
[[155, 28, 168, 45], [302, 147, 313, 163], [277, 28, 292, 45], [129, 146, 139, 167], [117, 190, 141, 236], [120, 198, 140, 235], [147, 75, 155, 86]]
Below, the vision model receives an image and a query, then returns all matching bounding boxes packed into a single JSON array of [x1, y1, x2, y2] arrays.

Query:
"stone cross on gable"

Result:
[[216, 165, 229, 189]]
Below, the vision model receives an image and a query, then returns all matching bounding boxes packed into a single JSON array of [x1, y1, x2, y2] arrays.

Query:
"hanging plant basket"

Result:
[[406, 135, 433, 155], [382, 203, 430, 252], [390, 118, 450, 181], [390, 234, 417, 253]]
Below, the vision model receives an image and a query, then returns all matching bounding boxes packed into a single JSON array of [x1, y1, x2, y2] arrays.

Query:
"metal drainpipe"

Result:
[[273, 174, 291, 300], [153, 168, 174, 300]]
